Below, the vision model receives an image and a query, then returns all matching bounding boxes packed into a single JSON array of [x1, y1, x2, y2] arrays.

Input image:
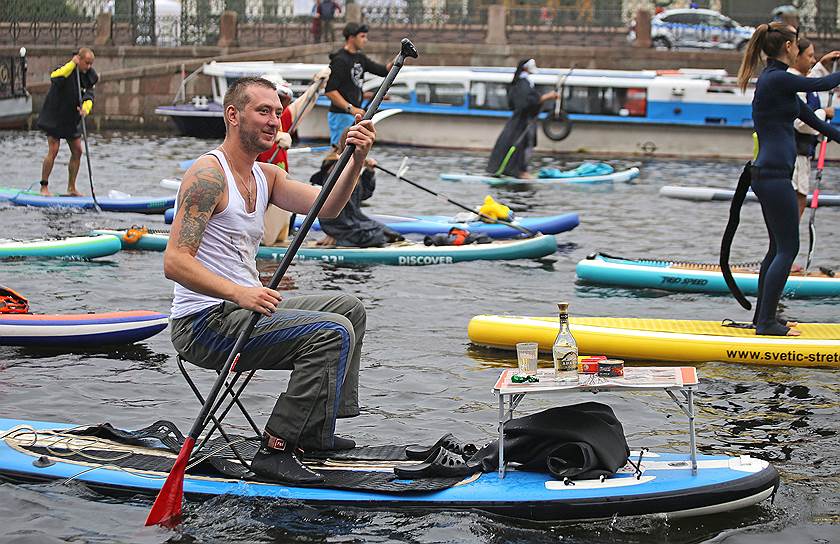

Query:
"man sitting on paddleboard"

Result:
[[36, 48, 97, 197], [310, 129, 403, 247], [165, 76, 375, 484]]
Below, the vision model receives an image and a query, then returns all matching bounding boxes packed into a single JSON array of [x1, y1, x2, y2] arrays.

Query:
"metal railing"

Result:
[[362, 3, 487, 45], [506, 5, 626, 47], [0, 54, 28, 100], [722, 11, 840, 39], [506, 5, 625, 30]]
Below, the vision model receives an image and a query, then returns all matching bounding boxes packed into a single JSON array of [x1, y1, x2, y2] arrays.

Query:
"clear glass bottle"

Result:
[[552, 302, 578, 383]]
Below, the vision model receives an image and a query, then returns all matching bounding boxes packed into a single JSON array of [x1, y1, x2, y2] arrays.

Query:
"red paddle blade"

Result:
[[145, 437, 195, 527]]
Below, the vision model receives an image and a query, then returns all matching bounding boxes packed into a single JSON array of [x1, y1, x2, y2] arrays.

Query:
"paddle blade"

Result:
[[397, 157, 409, 179], [145, 436, 195, 527], [806, 219, 817, 273]]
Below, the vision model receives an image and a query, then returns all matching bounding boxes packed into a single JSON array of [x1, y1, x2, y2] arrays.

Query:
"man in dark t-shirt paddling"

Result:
[[324, 23, 392, 147]]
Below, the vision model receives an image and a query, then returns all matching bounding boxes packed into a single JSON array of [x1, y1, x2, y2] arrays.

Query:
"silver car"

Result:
[[635, 9, 755, 51]]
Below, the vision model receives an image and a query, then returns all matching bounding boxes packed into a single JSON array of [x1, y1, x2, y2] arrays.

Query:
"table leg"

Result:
[[498, 393, 506, 478]]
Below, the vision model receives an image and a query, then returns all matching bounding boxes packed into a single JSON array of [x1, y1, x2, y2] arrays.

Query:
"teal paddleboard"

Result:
[[92, 229, 558, 265]]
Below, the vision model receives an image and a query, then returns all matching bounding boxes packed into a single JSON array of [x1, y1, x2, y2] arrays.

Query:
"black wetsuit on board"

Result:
[[724, 59, 840, 335], [36, 61, 97, 140], [309, 158, 402, 247]]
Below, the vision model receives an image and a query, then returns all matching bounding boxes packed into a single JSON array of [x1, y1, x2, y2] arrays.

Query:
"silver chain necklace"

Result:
[[219, 146, 254, 208]]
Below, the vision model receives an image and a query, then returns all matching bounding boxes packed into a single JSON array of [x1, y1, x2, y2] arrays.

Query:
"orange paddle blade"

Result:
[[145, 437, 195, 527]]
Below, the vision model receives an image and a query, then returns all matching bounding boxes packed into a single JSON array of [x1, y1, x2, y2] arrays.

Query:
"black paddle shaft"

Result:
[[75, 67, 100, 211], [374, 164, 536, 237], [185, 38, 418, 442]]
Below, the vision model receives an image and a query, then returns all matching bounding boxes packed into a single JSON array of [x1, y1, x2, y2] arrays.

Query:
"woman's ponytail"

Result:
[[738, 24, 768, 91], [737, 22, 798, 91]]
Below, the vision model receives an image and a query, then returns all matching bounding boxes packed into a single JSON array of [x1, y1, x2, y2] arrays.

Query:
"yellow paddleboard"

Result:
[[468, 315, 840, 368]]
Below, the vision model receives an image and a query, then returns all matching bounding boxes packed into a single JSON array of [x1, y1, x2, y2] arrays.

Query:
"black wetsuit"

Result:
[[310, 159, 401, 247], [486, 77, 541, 177], [36, 62, 97, 140], [750, 59, 840, 334]]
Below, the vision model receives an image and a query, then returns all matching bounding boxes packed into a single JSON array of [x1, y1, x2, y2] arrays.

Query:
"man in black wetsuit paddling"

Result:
[[36, 48, 97, 197]]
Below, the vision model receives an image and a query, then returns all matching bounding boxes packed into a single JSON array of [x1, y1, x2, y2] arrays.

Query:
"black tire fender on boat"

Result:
[[543, 111, 573, 142]]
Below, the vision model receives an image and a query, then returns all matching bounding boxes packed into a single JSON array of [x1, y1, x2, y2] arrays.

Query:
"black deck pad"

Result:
[[54, 421, 461, 493], [68, 421, 412, 461]]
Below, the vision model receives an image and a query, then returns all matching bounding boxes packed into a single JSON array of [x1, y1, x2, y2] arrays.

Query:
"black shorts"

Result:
[[43, 128, 81, 141]]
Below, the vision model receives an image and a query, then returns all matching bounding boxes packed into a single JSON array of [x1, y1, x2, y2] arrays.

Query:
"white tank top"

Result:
[[171, 150, 269, 319]]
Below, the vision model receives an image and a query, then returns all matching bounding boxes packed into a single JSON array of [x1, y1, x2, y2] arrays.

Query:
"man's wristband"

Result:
[[345, 104, 353, 113]]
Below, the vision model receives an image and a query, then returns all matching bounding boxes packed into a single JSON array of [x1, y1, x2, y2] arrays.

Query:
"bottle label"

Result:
[[553, 345, 577, 371]]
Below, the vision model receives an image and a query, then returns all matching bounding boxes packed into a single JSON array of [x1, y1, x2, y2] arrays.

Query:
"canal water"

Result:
[[0, 130, 838, 543]]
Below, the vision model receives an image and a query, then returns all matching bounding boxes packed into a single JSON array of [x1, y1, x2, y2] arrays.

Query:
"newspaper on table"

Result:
[[494, 366, 698, 394]]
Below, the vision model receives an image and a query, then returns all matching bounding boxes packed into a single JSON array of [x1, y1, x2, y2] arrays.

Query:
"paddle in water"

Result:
[[145, 38, 418, 528], [806, 58, 838, 274], [375, 158, 537, 237], [75, 66, 100, 212]]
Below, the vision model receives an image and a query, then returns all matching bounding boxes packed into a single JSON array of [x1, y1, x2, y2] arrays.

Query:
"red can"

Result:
[[578, 356, 603, 374]]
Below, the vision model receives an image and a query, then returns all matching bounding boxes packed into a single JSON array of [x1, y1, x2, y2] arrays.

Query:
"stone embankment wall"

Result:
[[3, 42, 749, 133], [1, 5, 766, 133]]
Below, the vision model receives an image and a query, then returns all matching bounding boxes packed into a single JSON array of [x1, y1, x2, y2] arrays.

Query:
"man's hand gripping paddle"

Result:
[[376, 158, 537, 237], [805, 58, 838, 274], [145, 38, 418, 528]]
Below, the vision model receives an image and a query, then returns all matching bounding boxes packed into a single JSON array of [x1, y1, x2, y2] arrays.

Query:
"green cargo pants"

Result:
[[170, 293, 364, 450]]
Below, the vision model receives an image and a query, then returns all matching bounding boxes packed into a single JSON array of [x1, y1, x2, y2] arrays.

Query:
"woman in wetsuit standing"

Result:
[[737, 23, 840, 336]]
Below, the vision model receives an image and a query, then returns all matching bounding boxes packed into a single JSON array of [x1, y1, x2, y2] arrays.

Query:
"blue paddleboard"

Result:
[[0, 417, 779, 522]]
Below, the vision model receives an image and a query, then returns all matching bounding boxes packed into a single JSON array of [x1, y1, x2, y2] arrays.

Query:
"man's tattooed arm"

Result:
[[175, 166, 225, 254], [163, 159, 234, 298]]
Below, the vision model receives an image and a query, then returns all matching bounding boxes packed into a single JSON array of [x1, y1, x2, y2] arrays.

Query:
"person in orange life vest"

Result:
[[257, 67, 330, 173]]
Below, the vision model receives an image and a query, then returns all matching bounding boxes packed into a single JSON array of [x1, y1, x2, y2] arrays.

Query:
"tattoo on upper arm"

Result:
[[176, 166, 225, 252]]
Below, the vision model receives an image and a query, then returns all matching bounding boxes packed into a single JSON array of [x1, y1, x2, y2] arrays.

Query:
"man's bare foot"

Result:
[[65, 189, 83, 197], [39, 187, 52, 196], [787, 327, 802, 336], [316, 235, 336, 247]]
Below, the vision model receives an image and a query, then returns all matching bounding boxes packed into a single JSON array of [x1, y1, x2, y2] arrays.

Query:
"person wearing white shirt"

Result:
[[788, 38, 840, 218]]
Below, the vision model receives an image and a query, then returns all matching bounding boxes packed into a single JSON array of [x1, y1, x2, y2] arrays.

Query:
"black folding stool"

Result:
[[176, 355, 262, 471]]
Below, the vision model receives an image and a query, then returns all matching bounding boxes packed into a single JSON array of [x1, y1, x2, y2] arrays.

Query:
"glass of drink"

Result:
[[515, 342, 539, 376]]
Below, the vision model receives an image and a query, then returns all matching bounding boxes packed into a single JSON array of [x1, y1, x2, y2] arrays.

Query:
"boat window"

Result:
[[469, 82, 510, 110], [415, 82, 465, 107], [561, 86, 647, 117], [384, 83, 410, 103]]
